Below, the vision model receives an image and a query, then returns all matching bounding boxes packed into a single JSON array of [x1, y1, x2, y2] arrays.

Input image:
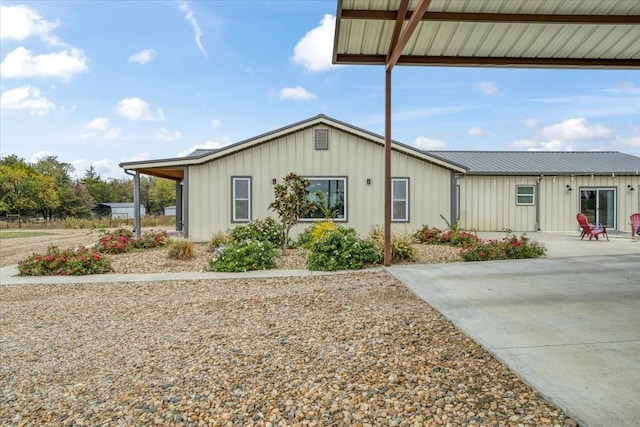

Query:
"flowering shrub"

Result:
[[207, 239, 277, 272], [230, 217, 284, 248], [310, 220, 337, 242], [414, 225, 444, 244], [460, 233, 546, 262], [307, 228, 381, 271], [97, 229, 168, 254], [18, 245, 112, 276], [415, 225, 481, 247]]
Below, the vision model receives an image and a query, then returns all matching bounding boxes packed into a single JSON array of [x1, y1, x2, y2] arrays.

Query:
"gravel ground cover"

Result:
[[1, 272, 573, 426], [1, 230, 575, 426]]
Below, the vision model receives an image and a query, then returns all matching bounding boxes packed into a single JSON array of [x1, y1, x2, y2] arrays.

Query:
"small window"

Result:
[[232, 177, 251, 222], [392, 178, 409, 222], [315, 129, 329, 150], [516, 185, 535, 206], [302, 177, 346, 221]]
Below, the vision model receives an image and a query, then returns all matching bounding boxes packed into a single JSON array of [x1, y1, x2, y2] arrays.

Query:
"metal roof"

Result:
[[333, 0, 640, 69], [427, 151, 640, 175]]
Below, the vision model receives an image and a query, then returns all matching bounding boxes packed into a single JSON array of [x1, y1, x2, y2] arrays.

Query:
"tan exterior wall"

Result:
[[458, 174, 640, 233], [186, 124, 453, 241]]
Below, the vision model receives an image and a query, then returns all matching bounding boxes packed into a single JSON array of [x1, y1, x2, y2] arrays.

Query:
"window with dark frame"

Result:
[[232, 177, 251, 222], [516, 185, 535, 206], [391, 178, 409, 222], [314, 129, 329, 150], [301, 177, 346, 221]]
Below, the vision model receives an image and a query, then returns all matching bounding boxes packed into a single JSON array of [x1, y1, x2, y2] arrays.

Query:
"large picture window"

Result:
[[391, 178, 409, 222], [232, 177, 251, 222], [516, 185, 535, 206], [303, 177, 346, 221]]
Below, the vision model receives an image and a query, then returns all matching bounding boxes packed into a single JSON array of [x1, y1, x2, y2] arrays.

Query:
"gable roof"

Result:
[[427, 151, 640, 175], [333, 0, 640, 69], [120, 114, 467, 177]]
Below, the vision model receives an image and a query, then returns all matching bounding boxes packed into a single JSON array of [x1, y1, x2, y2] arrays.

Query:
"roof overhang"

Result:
[[333, 0, 640, 70]]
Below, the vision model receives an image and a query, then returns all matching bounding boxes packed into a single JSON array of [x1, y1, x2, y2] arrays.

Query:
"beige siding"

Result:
[[186, 125, 453, 241], [458, 174, 640, 233]]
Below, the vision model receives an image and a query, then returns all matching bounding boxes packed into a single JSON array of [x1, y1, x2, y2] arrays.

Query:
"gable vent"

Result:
[[315, 129, 329, 150]]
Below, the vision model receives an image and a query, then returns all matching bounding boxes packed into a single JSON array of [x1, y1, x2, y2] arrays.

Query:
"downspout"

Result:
[[535, 176, 542, 232], [449, 171, 458, 225], [124, 169, 141, 238]]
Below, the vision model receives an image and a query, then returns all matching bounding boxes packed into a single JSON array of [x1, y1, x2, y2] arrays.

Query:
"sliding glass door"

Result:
[[580, 188, 616, 229]]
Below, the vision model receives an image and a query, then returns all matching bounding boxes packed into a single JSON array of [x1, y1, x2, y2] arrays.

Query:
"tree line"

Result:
[[0, 154, 176, 221]]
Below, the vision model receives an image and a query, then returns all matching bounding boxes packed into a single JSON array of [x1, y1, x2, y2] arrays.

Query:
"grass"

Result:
[[0, 231, 57, 239]]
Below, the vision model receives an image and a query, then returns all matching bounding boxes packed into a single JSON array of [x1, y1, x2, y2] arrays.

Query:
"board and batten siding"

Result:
[[457, 176, 538, 232], [458, 174, 640, 233], [186, 124, 453, 241]]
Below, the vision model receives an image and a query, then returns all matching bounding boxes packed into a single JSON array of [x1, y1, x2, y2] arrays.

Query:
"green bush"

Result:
[[18, 245, 112, 276], [368, 225, 416, 263], [168, 239, 195, 260], [307, 229, 381, 271], [460, 233, 546, 262], [131, 230, 169, 249], [230, 217, 284, 248], [207, 239, 277, 272]]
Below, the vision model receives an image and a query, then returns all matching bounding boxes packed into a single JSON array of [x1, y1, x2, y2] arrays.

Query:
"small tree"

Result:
[[268, 172, 316, 255]]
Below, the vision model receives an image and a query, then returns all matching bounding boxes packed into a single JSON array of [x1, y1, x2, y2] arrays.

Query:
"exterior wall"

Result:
[[458, 174, 640, 233], [186, 124, 452, 241]]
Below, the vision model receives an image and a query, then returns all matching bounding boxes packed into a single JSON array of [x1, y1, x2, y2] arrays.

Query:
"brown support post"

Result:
[[384, 69, 392, 266]]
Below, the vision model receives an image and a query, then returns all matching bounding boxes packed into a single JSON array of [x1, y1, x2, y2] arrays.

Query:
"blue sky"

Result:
[[1, 1, 639, 179]]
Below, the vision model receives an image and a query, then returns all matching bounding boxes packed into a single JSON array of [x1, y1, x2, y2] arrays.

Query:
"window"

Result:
[[392, 178, 409, 222], [303, 177, 346, 221], [516, 185, 535, 205], [232, 177, 251, 222], [315, 129, 329, 150]]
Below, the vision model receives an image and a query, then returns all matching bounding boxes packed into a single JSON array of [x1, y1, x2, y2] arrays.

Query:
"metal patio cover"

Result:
[[332, 0, 639, 265], [333, 0, 640, 69]]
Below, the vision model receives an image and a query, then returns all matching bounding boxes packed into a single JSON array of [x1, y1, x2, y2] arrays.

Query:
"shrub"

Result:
[[307, 229, 381, 271], [132, 230, 169, 249], [414, 225, 443, 244], [18, 245, 112, 276], [460, 233, 546, 262], [168, 239, 195, 260], [209, 231, 233, 252], [368, 225, 416, 263], [310, 221, 337, 243], [207, 239, 277, 272], [230, 217, 284, 248]]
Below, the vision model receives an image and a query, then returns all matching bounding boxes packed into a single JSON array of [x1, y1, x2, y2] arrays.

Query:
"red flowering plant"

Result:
[[460, 233, 546, 262], [18, 245, 113, 276], [96, 228, 169, 253]]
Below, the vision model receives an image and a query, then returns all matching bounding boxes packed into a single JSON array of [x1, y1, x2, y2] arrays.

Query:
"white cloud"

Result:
[[0, 85, 55, 116], [128, 49, 157, 64], [122, 152, 151, 163], [540, 118, 611, 141], [85, 117, 109, 131], [467, 127, 487, 136], [177, 1, 208, 58], [413, 136, 447, 150], [1, 47, 88, 81], [524, 118, 538, 129], [476, 81, 498, 95], [616, 134, 640, 148], [292, 14, 335, 72], [104, 128, 122, 140], [31, 150, 52, 162], [177, 140, 229, 157], [279, 86, 316, 101], [605, 82, 640, 94], [511, 139, 539, 149], [210, 119, 221, 128], [156, 128, 182, 142], [71, 158, 114, 178], [0, 4, 62, 46], [116, 97, 165, 121]]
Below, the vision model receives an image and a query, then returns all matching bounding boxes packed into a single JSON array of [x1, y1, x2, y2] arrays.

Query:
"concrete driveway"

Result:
[[387, 233, 640, 427]]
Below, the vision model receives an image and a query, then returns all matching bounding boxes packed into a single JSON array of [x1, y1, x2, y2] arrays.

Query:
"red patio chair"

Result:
[[631, 213, 640, 238], [577, 213, 609, 241]]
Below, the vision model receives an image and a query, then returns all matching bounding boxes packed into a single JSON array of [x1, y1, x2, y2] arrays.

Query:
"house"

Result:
[[120, 115, 465, 241], [164, 206, 176, 216], [428, 151, 640, 233], [92, 203, 146, 219], [120, 115, 640, 240]]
